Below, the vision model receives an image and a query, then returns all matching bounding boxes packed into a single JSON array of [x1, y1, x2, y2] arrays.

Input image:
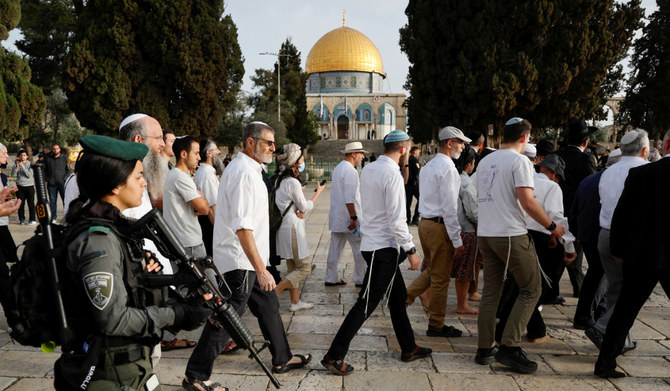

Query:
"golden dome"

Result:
[[306, 26, 385, 77]]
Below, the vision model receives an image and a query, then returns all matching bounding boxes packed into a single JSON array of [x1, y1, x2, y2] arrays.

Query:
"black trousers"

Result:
[[405, 185, 420, 223], [327, 248, 416, 360], [185, 269, 291, 381], [556, 241, 585, 297], [596, 262, 670, 371], [574, 240, 607, 326], [16, 185, 35, 222], [0, 225, 18, 324], [197, 215, 213, 257]]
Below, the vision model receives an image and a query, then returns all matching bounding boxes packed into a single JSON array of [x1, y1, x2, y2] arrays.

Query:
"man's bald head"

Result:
[[119, 115, 164, 155]]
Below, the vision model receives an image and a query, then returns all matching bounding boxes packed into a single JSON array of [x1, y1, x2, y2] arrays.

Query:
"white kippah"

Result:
[[119, 114, 148, 131], [524, 143, 537, 158], [0, 142, 5, 150], [505, 117, 523, 126], [620, 130, 639, 145]]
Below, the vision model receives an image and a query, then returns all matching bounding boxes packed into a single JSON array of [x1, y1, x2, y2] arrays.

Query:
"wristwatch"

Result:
[[406, 247, 417, 255], [350, 215, 357, 220], [546, 221, 557, 231]]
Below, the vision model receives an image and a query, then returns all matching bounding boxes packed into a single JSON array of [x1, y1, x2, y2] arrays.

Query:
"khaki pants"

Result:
[[406, 219, 455, 329], [285, 226, 312, 289], [477, 235, 541, 348]]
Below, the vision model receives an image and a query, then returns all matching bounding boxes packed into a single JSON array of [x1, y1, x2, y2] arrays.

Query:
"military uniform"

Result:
[[53, 135, 192, 391], [55, 201, 173, 390]]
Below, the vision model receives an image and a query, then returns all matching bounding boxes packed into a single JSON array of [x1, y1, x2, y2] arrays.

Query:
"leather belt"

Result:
[[422, 216, 443, 224]]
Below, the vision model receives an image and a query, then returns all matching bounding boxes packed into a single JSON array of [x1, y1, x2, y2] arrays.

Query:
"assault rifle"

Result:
[[130, 209, 281, 389]]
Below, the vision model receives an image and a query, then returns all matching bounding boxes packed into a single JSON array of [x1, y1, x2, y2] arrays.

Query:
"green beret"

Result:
[[79, 135, 148, 161]]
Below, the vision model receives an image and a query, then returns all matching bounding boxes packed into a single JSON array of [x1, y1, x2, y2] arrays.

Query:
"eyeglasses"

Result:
[[143, 135, 163, 141], [253, 137, 276, 147], [527, 134, 533, 142]]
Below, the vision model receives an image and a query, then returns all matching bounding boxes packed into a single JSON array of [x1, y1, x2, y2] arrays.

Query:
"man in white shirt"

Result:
[[194, 139, 221, 256], [475, 117, 566, 373], [585, 129, 649, 353], [325, 141, 367, 286], [406, 126, 470, 338], [160, 129, 176, 166], [184, 122, 311, 391], [496, 154, 577, 343], [163, 136, 210, 259], [322, 130, 432, 376]]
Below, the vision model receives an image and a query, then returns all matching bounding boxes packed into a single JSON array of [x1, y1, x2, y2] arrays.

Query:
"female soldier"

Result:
[[274, 143, 325, 311], [55, 135, 210, 390]]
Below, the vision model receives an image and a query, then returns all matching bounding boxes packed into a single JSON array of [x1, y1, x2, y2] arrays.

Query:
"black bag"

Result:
[[9, 222, 94, 348], [268, 177, 293, 232]]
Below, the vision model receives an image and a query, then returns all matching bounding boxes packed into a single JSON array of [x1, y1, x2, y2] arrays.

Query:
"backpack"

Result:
[[9, 221, 98, 348], [268, 175, 293, 232]]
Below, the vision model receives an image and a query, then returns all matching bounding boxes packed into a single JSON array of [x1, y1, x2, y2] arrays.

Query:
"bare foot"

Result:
[[468, 292, 482, 302], [456, 306, 479, 314]]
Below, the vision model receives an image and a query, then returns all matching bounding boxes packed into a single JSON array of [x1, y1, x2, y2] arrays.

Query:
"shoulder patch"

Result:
[[89, 226, 110, 234], [83, 272, 114, 310]]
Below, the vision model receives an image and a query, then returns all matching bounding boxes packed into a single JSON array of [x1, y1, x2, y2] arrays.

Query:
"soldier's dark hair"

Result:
[[173, 136, 199, 162], [66, 153, 139, 224]]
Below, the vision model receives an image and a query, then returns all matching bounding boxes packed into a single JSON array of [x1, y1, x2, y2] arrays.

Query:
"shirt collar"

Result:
[[237, 151, 262, 171]]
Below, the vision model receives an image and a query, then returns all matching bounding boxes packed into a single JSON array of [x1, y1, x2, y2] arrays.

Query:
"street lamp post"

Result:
[[260, 51, 290, 122]]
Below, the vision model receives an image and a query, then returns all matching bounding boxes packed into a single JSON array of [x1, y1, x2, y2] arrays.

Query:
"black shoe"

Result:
[[409, 219, 420, 226], [542, 297, 565, 305], [585, 327, 603, 350], [594, 366, 625, 378], [494, 345, 538, 373], [401, 346, 432, 362], [475, 346, 498, 365], [426, 325, 462, 338]]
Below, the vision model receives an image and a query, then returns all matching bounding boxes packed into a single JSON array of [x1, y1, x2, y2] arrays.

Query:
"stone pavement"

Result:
[[2, 186, 670, 390]]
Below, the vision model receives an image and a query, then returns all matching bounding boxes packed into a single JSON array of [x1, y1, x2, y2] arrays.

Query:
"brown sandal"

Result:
[[161, 338, 197, 351]]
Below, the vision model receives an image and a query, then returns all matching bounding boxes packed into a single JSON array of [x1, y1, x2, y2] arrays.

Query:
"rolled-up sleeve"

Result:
[[229, 172, 256, 232], [343, 168, 359, 205]]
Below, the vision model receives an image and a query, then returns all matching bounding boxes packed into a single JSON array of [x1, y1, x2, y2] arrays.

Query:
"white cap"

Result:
[[438, 126, 472, 143], [620, 130, 640, 145], [119, 114, 148, 131]]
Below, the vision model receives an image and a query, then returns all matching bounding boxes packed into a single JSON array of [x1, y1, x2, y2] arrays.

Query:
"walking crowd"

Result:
[[0, 112, 669, 390]]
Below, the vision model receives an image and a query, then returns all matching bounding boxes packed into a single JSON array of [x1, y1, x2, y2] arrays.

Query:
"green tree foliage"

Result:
[[250, 39, 318, 147], [0, 0, 45, 142], [62, 0, 244, 137], [400, 0, 642, 143], [619, 0, 670, 138], [16, 0, 74, 95]]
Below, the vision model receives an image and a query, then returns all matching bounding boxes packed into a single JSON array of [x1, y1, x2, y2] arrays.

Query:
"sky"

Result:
[[3, 0, 660, 100]]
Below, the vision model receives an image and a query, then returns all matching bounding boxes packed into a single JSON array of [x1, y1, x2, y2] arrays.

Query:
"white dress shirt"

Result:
[[525, 172, 576, 253], [599, 156, 648, 230], [328, 160, 362, 233], [359, 155, 415, 252], [276, 177, 314, 260], [213, 152, 269, 273], [418, 153, 463, 247], [194, 163, 218, 206]]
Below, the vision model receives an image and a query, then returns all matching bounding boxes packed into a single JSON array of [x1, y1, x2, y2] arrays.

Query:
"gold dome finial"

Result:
[[342, 10, 346, 26]]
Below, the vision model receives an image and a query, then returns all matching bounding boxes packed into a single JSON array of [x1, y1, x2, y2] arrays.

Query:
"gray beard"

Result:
[[143, 152, 169, 201], [212, 155, 226, 176]]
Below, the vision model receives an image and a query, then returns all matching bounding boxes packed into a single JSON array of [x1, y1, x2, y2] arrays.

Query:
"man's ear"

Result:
[[133, 134, 143, 143], [181, 149, 188, 161]]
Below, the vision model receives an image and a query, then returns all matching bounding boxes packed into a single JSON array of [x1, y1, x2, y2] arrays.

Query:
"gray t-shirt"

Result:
[[163, 168, 203, 247]]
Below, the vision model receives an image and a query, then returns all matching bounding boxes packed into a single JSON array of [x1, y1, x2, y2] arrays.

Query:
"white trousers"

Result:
[[326, 231, 367, 284]]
